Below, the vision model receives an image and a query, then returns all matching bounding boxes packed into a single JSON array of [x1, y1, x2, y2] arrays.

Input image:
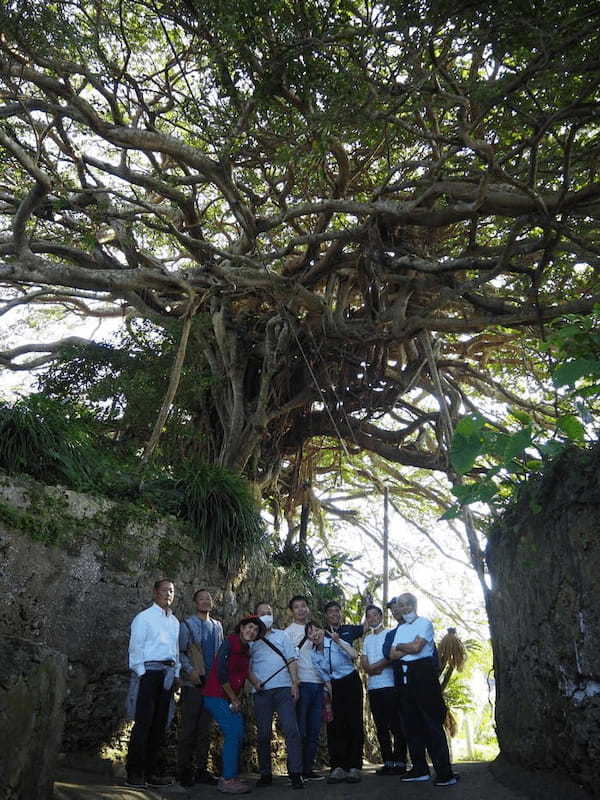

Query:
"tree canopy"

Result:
[[1, 0, 599, 567]]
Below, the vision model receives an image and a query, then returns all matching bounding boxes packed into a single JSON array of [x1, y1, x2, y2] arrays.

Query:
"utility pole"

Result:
[[383, 484, 389, 626]]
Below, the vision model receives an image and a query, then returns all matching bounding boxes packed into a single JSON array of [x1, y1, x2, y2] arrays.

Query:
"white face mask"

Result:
[[402, 611, 417, 624], [259, 614, 273, 629]]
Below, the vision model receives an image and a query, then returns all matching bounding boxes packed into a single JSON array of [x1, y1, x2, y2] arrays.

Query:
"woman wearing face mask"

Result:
[[248, 602, 304, 790], [203, 615, 266, 795], [361, 605, 408, 775]]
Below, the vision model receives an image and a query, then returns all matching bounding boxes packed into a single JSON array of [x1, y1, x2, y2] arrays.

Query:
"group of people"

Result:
[[125, 579, 459, 794]]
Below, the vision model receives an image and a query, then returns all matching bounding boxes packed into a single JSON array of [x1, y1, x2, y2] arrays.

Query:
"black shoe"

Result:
[[126, 773, 146, 788], [393, 763, 407, 775], [434, 774, 460, 787], [290, 774, 305, 790], [256, 774, 273, 787], [196, 769, 219, 785], [401, 768, 430, 782], [302, 771, 325, 781], [376, 765, 395, 775], [147, 775, 174, 786]]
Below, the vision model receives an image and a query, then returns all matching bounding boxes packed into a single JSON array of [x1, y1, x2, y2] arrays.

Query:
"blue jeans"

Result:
[[296, 682, 323, 773], [203, 696, 244, 779]]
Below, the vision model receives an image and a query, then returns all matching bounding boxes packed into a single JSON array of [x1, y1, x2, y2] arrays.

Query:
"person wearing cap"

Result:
[[202, 615, 266, 795], [361, 604, 407, 775], [249, 601, 304, 790], [125, 578, 181, 789], [382, 593, 459, 788]]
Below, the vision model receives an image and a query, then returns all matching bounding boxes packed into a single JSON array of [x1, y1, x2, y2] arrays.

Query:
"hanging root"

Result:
[[443, 708, 458, 738], [438, 627, 467, 672]]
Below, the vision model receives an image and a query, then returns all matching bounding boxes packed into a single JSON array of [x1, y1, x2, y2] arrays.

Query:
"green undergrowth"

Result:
[[0, 395, 267, 573]]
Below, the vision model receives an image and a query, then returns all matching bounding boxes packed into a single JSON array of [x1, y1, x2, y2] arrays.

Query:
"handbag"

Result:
[[183, 620, 206, 685]]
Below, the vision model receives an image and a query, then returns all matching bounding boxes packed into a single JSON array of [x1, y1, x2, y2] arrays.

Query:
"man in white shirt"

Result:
[[249, 602, 304, 790], [360, 605, 407, 775], [384, 593, 459, 788], [284, 594, 325, 781], [126, 579, 180, 788]]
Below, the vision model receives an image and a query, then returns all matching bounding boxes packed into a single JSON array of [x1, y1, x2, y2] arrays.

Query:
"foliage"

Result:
[[443, 308, 600, 518], [1, 0, 600, 582], [0, 394, 110, 491], [0, 394, 266, 572], [157, 459, 267, 574]]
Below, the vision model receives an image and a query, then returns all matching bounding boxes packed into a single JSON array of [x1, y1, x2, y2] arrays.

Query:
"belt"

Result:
[[145, 659, 176, 667]]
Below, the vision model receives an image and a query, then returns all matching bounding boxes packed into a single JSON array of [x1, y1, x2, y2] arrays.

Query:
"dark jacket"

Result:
[[202, 634, 250, 699]]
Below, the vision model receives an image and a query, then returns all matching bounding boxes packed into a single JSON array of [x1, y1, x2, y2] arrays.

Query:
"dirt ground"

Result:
[[53, 758, 593, 800]]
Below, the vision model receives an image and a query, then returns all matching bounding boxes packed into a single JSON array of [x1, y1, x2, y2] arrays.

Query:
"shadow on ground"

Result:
[[53, 760, 593, 800]]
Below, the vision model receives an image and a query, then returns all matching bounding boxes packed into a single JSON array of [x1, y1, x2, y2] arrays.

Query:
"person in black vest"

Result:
[[382, 593, 459, 788]]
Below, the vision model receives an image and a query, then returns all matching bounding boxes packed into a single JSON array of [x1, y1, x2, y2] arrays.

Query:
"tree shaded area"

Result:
[[1, 1, 599, 563]]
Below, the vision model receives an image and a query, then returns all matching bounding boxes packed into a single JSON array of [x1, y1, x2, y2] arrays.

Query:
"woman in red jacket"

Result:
[[203, 616, 266, 795]]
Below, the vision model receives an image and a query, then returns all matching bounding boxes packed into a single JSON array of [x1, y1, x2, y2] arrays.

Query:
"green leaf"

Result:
[[553, 359, 600, 388], [574, 384, 600, 398], [508, 408, 532, 425], [454, 413, 486, 436], [503, 427, 532, 462], [450, 432, 483, 475], [556, 414, 586, 442], [440, 504, 462, 521]]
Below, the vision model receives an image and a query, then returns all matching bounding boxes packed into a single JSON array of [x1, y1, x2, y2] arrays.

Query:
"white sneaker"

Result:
[[346, 768, 362, 783], [327, 767, 347, 783]]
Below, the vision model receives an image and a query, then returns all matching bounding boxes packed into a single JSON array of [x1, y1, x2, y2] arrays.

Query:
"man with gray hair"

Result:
[[383, 593, 459, 788]]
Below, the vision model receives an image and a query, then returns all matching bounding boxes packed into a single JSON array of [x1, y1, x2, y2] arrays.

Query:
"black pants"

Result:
[[127, 670, 173, 777], [178, 685, 213, 777], [368, 686, 407, 764], [397, 658, 452, 779], [328, 670, 363, 770]]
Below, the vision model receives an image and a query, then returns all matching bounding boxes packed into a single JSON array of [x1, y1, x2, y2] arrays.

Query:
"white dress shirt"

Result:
[[128, 602, 181, 677]]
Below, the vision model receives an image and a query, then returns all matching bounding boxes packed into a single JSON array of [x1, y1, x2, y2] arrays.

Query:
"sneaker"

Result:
[[218, 777, 252, 794], [147, 775, 174, 786], [289, 774, 305, 789], [327, 767, 347, 783], [346, 768, 362, 783], [302, 771, 325, 781], [196, 769, 219, 785], [256, 773, 273, 787], [125, 773, 146, 787], [434, 774, 460, 787], [401, 768, 430, 782], [376, 764, 395, 775], [393, 763, 407, 775]]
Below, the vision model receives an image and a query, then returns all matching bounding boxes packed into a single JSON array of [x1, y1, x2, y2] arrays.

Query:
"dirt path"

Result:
[[54, 761, 588, 800]]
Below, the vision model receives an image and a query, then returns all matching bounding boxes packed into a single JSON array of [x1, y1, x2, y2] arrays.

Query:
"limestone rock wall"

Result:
[[0, 637, 67, 800], [486, 446, 600, 797], [0, 474, 307, 763]]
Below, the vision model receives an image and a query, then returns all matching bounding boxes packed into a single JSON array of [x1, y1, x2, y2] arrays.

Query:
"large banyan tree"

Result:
[[1, 1, 599, 536]]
